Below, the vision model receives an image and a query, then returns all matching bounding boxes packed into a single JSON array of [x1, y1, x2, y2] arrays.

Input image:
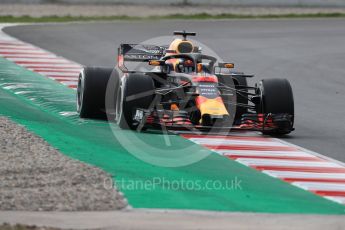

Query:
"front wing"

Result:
[[133, 109, 294, 134]]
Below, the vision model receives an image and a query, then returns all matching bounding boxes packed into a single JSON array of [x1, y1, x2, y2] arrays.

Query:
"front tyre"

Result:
[[116, 73, 155, 130], [258, 78, 294, 135]]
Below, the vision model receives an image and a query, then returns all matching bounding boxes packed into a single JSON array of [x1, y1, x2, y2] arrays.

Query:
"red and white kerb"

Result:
[[0, 40, 82, 89], [182, 133, 345, 205]]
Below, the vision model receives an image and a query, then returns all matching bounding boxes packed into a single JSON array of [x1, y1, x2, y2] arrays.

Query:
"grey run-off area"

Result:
[[3, 0, 345, 7], [2, 4, 345, 17], [0, 117, 127, 211]]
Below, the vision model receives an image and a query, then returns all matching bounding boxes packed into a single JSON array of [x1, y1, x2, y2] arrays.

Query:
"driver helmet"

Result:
[[176, 58, 194, 73]]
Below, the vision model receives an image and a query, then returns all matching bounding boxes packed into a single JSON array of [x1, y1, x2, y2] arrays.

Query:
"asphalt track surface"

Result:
[[4, 19, 345, 162]]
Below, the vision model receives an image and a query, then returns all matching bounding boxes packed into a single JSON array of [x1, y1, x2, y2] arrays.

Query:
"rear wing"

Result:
[[119, 44, 166, 61], [118, 44, 167, 72]]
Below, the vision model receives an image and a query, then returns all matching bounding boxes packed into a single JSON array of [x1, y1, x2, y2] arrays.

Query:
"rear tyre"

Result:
[[258, 78, 294, 135], [77, 67, 113, 119], [105, 69, 120, 120], [116, 73, 155, 130]]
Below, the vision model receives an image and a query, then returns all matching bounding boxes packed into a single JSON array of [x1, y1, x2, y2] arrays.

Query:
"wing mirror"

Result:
[[149, 60, 170, 74], [214, 62, 234, 74], [148, 60, 165, 66], [218, 62, 234, 69]]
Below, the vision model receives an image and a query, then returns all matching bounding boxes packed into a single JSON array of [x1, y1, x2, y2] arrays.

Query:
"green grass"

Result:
[[0, 12, 345, 23]]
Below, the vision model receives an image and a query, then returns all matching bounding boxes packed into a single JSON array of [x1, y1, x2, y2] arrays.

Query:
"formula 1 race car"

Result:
[[77, 31, 294, 135]]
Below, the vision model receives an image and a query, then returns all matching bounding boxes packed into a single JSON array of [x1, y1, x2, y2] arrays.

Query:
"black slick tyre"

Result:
[[258, 78, 294, 135], [116, 73, 155, 130], [77, 66, 113, 119]]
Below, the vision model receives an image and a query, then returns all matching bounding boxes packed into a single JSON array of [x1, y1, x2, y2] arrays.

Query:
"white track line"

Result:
[[236, 159, 341, 168], [36, 71, 80, 76], [324, 196, 345, 204], [0, 53, 60, 57], [263, 171, 345, 179], [0, 49, 49, 54], [187, 138, 287, 146], [7, 58, 71, 63], [48, 77, 79, 81], [292, 182, 345, 191], [220, 150, 313, 157]]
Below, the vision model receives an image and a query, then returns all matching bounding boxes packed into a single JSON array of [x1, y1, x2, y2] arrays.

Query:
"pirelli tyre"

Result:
[[77, 67, 114, 119], [258, 78, 294, 135], [116, 73, 155, 130]]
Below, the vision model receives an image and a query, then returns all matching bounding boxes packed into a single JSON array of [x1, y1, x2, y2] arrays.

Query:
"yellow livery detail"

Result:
[[197, 97, 229, 117]]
